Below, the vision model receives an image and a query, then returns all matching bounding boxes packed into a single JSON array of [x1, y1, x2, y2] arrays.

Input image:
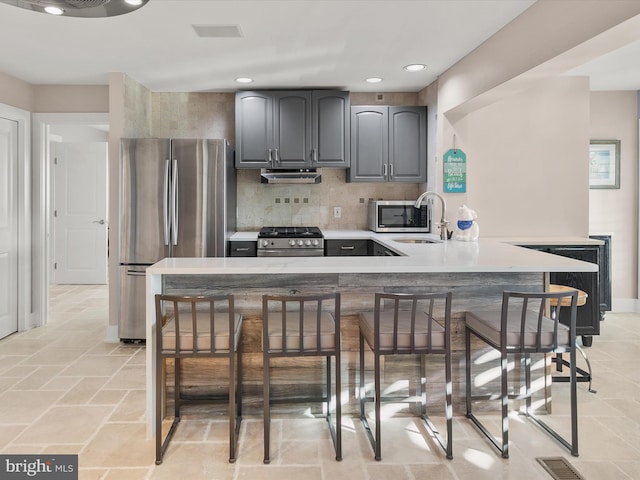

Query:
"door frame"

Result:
[[32, 113, 109, 328], [0, 103, 30, 333]]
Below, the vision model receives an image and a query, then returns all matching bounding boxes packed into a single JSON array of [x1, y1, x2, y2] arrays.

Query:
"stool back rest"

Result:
[[374, 292, 452, 354], [262, 292, 341, 355], [501, 290, 578, 353], [155, 293, 236, 356]]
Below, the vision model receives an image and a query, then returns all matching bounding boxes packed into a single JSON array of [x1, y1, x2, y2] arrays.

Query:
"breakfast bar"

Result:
[[145, 237, 598, 434]]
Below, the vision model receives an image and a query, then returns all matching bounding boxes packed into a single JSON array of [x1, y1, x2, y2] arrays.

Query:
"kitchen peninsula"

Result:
[[145, 236, 598, 433]]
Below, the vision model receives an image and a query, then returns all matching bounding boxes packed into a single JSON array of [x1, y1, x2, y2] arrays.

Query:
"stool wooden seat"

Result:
[[548, 285, 596, 393], [549, 284, 588, 307]]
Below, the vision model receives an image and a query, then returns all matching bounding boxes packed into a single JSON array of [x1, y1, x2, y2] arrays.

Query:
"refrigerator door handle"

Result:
[[172, 159, 179, 245], [126, 269, 147, 276], [163, 159, 170, 245]]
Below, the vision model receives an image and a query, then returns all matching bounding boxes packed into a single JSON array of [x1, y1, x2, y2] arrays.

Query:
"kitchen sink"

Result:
[[392, 238, 441, 244]]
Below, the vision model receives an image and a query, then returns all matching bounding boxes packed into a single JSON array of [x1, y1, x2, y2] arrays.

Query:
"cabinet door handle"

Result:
[[312, 148, 318, 162], [274, 148, 280, 164], [382, 164, 387, 178], [390, 163, 394, 178], [234, 247, 250, 252], [267, 149, 272, 163], [340, 245, 355, 250]]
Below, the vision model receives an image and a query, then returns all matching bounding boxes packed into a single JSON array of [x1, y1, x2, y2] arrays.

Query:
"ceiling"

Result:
[[567, 39, 640, 91], [0, 0, 537, 92], [0, 0, 638, 94]]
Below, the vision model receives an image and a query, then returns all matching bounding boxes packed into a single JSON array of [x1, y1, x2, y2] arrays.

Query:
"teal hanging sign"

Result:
[[443, 149, 466, 193]]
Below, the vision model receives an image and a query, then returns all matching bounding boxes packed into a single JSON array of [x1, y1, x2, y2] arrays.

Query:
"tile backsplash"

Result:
[[236, 168, 422, 231]]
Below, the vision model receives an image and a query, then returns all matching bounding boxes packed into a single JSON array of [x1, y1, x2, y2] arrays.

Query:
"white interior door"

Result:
[[0, 117, 18, 339], [52, 142, 108, 284]]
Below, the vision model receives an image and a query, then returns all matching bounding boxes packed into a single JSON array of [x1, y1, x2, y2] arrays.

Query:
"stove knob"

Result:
[[297, 239, 304, 246], [305, 239, 311, 246], [289, 239, 296, 247], [312, 239, 319, 246], [262, 240, 269, 247]]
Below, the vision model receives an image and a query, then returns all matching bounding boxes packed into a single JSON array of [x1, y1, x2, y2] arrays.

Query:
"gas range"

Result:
[[257, 226, 324, 257]]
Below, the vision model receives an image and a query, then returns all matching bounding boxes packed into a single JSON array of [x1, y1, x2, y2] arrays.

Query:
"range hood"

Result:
[[260, 168, 322, 184]]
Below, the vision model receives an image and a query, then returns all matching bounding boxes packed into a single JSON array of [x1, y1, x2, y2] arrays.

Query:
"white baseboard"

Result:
[[105, 324, 120, 343], [611, 298, 639, 313]]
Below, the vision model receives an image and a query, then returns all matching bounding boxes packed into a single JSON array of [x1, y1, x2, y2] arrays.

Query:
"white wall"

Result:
[[589, 91, 638, 305], [445, 77, 590, 237]]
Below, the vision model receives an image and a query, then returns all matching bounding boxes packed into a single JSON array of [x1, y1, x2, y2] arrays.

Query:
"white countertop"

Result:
[[231, 230, 604, 246], [150, 235, 598, 275], [144, 231, 598, 435]]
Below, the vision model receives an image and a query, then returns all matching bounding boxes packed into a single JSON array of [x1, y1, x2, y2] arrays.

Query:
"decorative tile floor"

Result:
[[0, 284, 638, 479]]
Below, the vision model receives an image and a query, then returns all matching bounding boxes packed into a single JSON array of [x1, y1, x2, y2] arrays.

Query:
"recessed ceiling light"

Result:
[[403, 64, 426, 72], [44, 6, 64, 15], [125, 0, 144, 5], [235, 77, 254, 84], [365, 77, 383, 84]]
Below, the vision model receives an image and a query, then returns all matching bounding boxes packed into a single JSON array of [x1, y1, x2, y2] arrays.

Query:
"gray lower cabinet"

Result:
[[371, 241, 399, 256], [235, 90, 349, 168], [325, 239, 400, 257], [228, 241, 257, 257], [349, 105, 426, 182], [325, 239, 369, 256]]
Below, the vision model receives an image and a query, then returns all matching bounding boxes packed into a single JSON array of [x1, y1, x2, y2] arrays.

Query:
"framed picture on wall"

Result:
[[589, 140, 620, 189]]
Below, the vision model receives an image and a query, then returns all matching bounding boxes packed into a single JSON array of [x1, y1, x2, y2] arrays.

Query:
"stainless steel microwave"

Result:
[[368, 200, 431, 233]]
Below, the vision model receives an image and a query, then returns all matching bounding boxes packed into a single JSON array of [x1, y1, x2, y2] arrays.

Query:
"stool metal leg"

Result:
[[500, 350, 509, 458], [373, 351, 381, 461], [263, 354, 271, 464]]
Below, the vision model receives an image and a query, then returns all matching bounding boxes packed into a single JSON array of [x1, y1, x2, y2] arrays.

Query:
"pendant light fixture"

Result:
[[0, 0, 149, 18]]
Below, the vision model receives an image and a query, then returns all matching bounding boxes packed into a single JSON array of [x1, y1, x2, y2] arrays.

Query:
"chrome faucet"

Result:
[[415, 191, 449, 241]]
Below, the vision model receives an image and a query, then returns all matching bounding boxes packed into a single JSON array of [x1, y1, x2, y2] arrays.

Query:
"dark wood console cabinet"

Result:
[[589, 235, 612, 317], [523, 243, 603, 346]]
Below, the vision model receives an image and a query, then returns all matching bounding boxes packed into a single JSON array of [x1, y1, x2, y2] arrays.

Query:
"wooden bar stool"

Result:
[[549, 285, 596, 393]]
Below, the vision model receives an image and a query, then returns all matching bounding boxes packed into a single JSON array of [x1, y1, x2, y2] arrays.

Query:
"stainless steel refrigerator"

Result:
[[119, 138, 236, 341]]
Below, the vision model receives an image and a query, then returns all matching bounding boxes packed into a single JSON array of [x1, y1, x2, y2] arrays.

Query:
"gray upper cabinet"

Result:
[[389, 106, 426, 181], [349, 105, 426, 183], [349, 106, 388, 181], [312, 91, 350, 167], [235, 90, 350, 168], [272, 91, 312, 167], [235, 91, 273, 168]]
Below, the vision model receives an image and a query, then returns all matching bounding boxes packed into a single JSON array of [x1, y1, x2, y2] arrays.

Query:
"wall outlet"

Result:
[[333, 207, 342, 218]]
